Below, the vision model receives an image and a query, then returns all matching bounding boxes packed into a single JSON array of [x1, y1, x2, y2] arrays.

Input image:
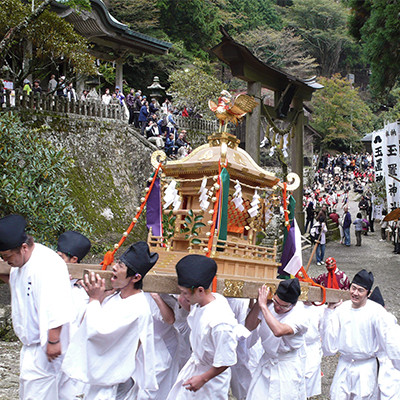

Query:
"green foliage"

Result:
[[0, 0, 96, 84], [123, 41, 190, 94], [224, 0, 282, 33], [235, 27, 317, 79], [348, 0, 400, 95], [311, 75, 373, 152], [162, 210, 177, 242], [284, 0, 353, 77], [108, 0, 160, 35], [0, 112, 91, 247], [98, 62, 116, 87], [346, 0, 372, 41], [168, 61, 227, 115], [369, 178, 386, 206], [377, 86, 400, 124], [180, 210, 206, 245], [156, 0, 222, 58]]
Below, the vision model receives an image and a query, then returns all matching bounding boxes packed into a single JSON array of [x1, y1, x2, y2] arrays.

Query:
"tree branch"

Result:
[[0, 0, 53, 63]]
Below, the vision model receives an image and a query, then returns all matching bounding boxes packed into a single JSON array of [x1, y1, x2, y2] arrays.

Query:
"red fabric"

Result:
[[327, 266, 340, 289]]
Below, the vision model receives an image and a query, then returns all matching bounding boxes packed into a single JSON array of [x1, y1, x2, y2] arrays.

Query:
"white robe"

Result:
[[376, 313, 400, 400], [9, 243, 73, 400], [321, 300, 400, 400], [172, 296, 191, 371], [166, 293, 239, 400], [137, 293, 180, 400], [61, 291, 157, 400], [302, 303, 324, 398], [69, 282, 89, 337], [58, 282, 89, 400], [227, 298, 252, 400], [246, 302, 308, 400]]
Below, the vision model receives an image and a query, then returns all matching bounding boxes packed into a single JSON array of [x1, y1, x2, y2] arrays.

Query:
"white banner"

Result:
[[372, 128, 386, 184], [383, 122, 400, 211]]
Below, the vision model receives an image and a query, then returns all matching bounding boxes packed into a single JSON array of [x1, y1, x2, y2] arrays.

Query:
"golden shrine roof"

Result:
[[162, 132, 280, 188]]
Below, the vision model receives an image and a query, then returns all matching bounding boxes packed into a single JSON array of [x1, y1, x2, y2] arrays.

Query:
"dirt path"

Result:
[[0, 192, 399, 399]]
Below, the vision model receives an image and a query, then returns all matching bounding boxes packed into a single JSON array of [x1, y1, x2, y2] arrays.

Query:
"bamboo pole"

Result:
[[304, 230, 323, 274]]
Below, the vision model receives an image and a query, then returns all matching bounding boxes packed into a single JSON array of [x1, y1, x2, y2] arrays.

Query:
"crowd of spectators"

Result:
[[2, 74, 195, 159], [303, 152, 376, 261], [101, 85, 192, 158], [303, 151, 400, 259]]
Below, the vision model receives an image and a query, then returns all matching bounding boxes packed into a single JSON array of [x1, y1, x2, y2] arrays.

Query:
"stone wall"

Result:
[[17, 111, 157, 253]]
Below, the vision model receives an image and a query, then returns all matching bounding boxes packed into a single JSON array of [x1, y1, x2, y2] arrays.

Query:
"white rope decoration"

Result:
[[163, 180, 181, 211], [198, 178, 210, 211], [248, 189, 260, 218], [232, 180, 244, 211], [282, 134, 289, 158]]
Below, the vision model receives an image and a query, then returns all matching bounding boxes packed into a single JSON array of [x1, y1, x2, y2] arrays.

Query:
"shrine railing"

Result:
[[0, 89, 126, 120], [174, 115, 218, 134], [0, 90, 235, 135]]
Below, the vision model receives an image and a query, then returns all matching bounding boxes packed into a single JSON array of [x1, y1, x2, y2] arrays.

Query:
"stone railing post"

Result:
[[15, 89, 22, 108], [4, 90, 10, 108], [63, 97, 68, 114]]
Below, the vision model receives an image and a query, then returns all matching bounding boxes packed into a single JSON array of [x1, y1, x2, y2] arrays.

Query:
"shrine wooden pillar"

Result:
[[246, 81, 261, 164], [115, 59, 123, 91], [292, 97, 305, 231]]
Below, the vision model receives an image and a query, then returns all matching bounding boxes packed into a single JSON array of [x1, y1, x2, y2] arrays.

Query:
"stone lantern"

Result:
[[147, 76, 165, 102], [85, 78, 101, 102]]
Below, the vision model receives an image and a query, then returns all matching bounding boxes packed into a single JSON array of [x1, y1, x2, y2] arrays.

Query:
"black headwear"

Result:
[[351, 269, 374, 291], [0, 215, 27, 251], [57, 231, 91, 262], [119, 241, 158, 277], [276, 278, 301, 304], [369, 286, 385, 307], [175, 255, 217, 289]]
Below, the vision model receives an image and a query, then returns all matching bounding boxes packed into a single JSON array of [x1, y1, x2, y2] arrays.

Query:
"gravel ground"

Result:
[[0, 192, 399, 399]]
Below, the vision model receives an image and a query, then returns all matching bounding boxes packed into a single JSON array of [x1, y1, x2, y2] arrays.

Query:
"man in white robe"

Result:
[[321, 269, 400, 400], [302, 302, 324, 398], [166, 254, 241, 400], [56, 230, 92, 336], [227, 298, 253, 400], [0, 214, 73, 400], [245, 278, 308, 400], [56, 230, 92, 400], [369, 286, 400, 400], [173, 294, 192, 371], [61, 241, 158, 400], [139, 292, 180, 400]]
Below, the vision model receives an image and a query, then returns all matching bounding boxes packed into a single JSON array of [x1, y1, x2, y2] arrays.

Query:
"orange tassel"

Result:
[[101, 250, 115, 270]]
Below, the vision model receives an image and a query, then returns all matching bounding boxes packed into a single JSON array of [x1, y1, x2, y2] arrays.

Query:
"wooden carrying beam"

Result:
[[0, 261, 350, 303], [82, 269, 350, 303]]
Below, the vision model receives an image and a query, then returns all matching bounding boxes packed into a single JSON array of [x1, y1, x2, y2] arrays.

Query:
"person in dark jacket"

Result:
[[305, 200, 315, 233], [126, 88, 136, 125], [133, 93, 142, 128], [149, 98, 159, 116], [139, 101, 149, 136], [342, 206, 352, 246]]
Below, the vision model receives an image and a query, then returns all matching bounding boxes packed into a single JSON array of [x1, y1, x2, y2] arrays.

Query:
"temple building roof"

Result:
[[52, 0, 172, 60]]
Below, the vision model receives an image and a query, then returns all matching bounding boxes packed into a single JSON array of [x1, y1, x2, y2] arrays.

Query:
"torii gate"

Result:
[[211, 28, 323, 231]]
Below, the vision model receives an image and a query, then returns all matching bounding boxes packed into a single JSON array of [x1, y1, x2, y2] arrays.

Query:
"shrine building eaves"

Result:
[[52, 0, 172, 59]]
